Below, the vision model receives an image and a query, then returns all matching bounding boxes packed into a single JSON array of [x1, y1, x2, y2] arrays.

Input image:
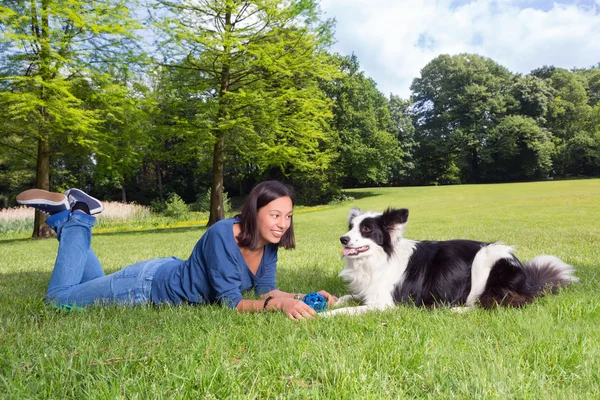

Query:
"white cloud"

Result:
[[320, 0, 600, 98]]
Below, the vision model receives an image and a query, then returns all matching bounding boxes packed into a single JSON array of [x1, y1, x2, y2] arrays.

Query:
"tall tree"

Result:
[[542, 68, 592, 175], [154, 0, 336, 224], [388, 95, 416, 184], [320, 54, 402, 187], [411, 54, 514, 183], [0, 0, 141, 236], [481, 115, 554, 181]]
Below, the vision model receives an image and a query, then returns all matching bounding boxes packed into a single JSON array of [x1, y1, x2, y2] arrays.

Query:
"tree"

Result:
[[482, 115, 554, 181], [154, 0, 336, 224], [0, 0, 141, 236], [542, 68, 592, 175], [510, 74, 553, 124], [411, 54, 515, 183], [320, 54, 402, 187], [388, 95, 416, 184]]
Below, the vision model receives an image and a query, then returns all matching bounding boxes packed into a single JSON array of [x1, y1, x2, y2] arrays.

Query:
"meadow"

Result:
[[1, 180, 599, 399]]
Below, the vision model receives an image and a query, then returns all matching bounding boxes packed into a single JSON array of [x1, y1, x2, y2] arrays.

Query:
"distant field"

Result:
[[1, 180, 599, 398]]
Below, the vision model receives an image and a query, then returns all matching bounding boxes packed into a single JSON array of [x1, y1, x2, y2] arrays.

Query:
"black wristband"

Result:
[[263, 296, 274, 311]]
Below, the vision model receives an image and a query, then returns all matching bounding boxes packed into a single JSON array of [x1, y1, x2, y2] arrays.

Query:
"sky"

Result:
[[319, 0, 600, 98]]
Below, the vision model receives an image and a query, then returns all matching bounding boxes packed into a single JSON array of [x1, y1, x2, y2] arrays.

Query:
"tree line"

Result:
[[1, 1, 599, 237]]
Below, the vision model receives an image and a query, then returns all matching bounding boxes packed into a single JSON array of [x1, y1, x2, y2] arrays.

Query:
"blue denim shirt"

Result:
[[150, 218, 278, 308]]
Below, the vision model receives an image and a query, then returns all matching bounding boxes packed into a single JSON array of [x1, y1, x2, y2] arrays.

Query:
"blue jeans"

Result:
[[45, 210, 176, 307]]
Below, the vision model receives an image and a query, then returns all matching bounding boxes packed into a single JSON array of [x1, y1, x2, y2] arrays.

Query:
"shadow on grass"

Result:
[[94, 225, 208, 238], [342, 190, 381, 201], [0, 224, 208, 244], [0, 236, 41, 245]]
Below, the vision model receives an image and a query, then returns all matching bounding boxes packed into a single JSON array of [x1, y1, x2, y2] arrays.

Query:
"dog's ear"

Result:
[[382, 208, 408, 231], [348, 207, 363, 222]]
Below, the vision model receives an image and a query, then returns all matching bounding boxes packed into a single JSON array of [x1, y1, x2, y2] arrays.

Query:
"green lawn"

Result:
[[1, 180, 599, 399]]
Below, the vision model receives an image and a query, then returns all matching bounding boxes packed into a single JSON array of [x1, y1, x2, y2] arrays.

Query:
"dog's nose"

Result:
[[340, 236, 350, 245]]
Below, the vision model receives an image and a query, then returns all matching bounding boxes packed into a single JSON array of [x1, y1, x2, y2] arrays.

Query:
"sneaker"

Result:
[[16, 189, 70, 215], [65, 188, 104, 215]]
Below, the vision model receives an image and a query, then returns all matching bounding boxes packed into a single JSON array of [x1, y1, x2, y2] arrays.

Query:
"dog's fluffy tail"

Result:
[[523, 255, 578, 294]]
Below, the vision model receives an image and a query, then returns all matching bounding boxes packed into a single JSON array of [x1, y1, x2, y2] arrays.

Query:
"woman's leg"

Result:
[[45, 209, 174, 306], [44, 210, 98, 303], [48, 257, 171, 307], [46, 210, 105, 284], [80, 250, 104, 283]]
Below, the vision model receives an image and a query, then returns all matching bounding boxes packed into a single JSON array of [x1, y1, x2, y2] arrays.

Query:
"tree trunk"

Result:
[[31, 0, 53, 238], [32, 135, 52, 238], [207, 9, 232, 226], [471, 146, 479, 183], [208, 131, 225, 225], [156, 162, 164, 202], [121, 186, 127, 203]]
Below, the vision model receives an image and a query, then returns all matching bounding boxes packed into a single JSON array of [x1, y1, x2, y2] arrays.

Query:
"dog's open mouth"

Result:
[[343, 246, 370, 256]]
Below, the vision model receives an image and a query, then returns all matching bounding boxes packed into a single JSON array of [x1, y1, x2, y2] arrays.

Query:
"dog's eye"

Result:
[[361, 226, 372, 233]]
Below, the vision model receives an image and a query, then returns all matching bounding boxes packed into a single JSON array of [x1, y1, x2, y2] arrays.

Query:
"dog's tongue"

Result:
[[343, 247, 357, 256]]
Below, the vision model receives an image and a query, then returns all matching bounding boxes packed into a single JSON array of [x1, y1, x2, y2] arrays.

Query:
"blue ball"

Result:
[[302, 292, 327, 312]]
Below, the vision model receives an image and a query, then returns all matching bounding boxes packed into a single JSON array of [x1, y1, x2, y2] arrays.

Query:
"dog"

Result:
[[322, 207, 578, 317]]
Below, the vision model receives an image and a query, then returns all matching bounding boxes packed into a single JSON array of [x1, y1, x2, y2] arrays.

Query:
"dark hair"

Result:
[[236, 181, 295, 250]]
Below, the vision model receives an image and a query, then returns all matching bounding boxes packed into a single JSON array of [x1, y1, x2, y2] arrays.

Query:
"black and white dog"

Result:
[[323, 207, 578, 317]]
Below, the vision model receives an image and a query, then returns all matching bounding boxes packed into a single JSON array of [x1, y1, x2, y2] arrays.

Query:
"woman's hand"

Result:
[[317, 290, 338, 305], [274, 298, 316, 320]]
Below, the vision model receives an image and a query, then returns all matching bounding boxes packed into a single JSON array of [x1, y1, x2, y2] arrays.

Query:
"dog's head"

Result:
[[340, 207, 409, 258]]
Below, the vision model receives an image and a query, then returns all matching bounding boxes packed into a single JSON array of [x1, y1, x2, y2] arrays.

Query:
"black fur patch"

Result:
[[392, 240, 486, 306]]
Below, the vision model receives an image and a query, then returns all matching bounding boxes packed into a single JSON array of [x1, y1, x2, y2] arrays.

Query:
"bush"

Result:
[[149, 199, 166, 214], [191, 188, 231, 214], [163, 193, 189, 219]]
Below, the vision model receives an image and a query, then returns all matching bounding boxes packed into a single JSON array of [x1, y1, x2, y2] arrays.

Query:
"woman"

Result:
[[17, 181, 337, 320]]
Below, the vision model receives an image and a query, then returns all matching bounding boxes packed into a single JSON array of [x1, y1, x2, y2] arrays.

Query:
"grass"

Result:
[[1, 180, 599, 399]]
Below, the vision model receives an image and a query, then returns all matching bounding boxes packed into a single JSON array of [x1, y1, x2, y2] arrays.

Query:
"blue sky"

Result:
[[319, 0, 600, 98]]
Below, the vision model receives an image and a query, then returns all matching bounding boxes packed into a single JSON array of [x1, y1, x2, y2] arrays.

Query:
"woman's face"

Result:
[[256, 196, 293, 246]]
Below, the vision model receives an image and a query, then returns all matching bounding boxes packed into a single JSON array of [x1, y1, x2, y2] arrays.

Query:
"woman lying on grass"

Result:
[[17, 181, 337, 320]]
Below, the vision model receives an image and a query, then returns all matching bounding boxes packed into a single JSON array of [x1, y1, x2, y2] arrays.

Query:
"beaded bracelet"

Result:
[[263, 295, 274, 311]]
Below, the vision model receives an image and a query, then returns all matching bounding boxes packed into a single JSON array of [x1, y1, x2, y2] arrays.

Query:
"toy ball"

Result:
[[302, 292, 327, 312]]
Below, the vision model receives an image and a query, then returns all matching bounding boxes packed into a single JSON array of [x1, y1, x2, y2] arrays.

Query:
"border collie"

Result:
[[323, 207, 578, 317]]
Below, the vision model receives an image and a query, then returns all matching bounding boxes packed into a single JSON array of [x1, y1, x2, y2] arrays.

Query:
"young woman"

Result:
[[17, 181, 337, 320]]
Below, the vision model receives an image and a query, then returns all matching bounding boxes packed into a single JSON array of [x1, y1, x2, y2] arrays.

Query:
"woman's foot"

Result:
[[16, 189, 70, 215], [65, 188, 103, 215]]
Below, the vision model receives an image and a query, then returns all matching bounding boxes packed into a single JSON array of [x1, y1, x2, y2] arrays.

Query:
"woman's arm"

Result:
[[261, 289, 339, 305], [236, 298, 316, 320], [260, 289, 296, 299]]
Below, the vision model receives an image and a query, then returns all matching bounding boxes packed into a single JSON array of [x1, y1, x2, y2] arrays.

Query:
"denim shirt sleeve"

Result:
[[254, 244, 278, 296], [202, 226, 244, 308]]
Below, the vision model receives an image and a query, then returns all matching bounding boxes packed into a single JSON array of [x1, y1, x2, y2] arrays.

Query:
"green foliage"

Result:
[[153, 0, 338, 221], [411, 53, 515, 183], [320, 54, 402, 186], [388, 95, 417, 183], [191, 189, 232, 214], [163, 193, 190, 219], [0, 0, 142, 235], [482, 115, 554, 181]]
